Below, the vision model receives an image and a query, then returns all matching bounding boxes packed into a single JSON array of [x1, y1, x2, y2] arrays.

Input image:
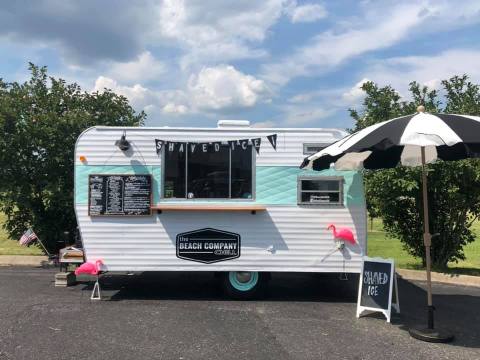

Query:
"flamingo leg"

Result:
[[90, 276, 102, 300]]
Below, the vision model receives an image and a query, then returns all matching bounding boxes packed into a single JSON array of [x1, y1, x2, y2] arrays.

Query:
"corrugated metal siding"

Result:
[[77, 205, 366, 273], [75, 126, 367, 273], [75, 127, 345, 166]]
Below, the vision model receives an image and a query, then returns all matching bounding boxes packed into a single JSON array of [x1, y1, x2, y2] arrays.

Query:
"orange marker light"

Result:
[[79, 156, 87, 163]]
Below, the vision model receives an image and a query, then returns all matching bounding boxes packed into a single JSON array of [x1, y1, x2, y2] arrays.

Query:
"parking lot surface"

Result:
[[0, 267, 479, 360]]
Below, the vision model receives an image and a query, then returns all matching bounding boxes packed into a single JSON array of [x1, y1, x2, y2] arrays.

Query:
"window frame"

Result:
[[161, 143, 256, 201], [297, 176, 344, 206], [303, 143, 330, 155]]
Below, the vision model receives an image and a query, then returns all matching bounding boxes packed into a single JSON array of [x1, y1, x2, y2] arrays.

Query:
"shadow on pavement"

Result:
[[392, 278, 480, 349], [80, 272, 360, 302], [79, 271, 480, 348]]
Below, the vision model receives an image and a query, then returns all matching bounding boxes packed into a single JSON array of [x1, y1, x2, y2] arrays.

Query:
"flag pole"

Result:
[[35, 237, 51, 257]]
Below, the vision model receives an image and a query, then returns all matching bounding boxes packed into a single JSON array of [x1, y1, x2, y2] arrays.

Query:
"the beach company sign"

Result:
[[176, 228, 241, 264]]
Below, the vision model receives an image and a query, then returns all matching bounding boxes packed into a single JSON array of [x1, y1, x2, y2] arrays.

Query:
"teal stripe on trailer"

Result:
[[74, 165, 364, 206], [255, 166, 364, 206], [75, 165, 162, 204]]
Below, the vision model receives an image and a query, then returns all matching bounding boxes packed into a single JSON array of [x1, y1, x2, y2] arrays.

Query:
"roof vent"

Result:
[[217, 120, 250, 128]]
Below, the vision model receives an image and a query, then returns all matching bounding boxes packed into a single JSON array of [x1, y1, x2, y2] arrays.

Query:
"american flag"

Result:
[[19, 228, 38, 246]]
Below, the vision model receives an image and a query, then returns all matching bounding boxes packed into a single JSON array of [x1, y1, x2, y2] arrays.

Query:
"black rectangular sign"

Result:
[[359, 259, 393, 310], [88, 174, 152, 216], [357, 257, 399, 322], [176, 228, 240, 264]]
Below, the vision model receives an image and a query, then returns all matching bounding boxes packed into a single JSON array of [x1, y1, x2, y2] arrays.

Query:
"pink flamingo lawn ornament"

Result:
[[327, 224, 355, 245], [75, 259, 103, 276], [75, 260, 104, 300]]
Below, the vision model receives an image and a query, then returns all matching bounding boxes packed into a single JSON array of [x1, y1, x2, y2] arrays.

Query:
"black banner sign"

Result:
[[228, 140, 237, 151], [155, 139, 163, 154], [88, 174, 152, 216], [155, 134, 277, 155], [267, 134, 277, 150], [176, 228, 241, 264], [251, 137, 261, 154]]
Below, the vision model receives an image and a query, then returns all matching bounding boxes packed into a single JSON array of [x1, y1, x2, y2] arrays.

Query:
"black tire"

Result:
[[222, 271, 268, 300]]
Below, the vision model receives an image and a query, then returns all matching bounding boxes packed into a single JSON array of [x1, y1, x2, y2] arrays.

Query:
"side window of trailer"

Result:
[[297, 177, 343, 205], [303, 143, 330, 155], [163, 143, 254, 200]]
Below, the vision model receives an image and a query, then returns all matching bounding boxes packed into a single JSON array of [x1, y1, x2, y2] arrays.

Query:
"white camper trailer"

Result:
[[74, 121, 367, 298]]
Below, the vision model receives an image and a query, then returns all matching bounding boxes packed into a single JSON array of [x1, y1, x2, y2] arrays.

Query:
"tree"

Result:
[[350, 76, 480, 269], [0, 64, 145, 252]]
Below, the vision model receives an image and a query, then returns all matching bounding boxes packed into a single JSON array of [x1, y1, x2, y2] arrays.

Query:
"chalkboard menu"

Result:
[[88, 174, 152, 216], [356, 257, 400, 323]]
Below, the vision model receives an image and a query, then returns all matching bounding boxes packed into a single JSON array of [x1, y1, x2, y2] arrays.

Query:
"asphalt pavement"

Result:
[[0, 267, 479, 360]]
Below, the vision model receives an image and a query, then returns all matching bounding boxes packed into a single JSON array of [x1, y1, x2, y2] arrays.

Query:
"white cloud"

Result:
[[252, 120, 276, 128], [342, 78, 371, 104], [363, 49, 480, 97], [162, 102, 189, 114], [92, 76, 189, 117], [108, 51, 165, 84], [422, 78, 441, 90], [188, 65, 270, 111], [263, 2, 428, 86], [93, 76, 151, 108], [262, 0, 480, 86], [91, 65, 269, 117], [287, 89, 332, 104], [281, 104, 335, 125], [156, 0, 287, 67], [286, 2, 327, 23], [0, 1, 156, 64]]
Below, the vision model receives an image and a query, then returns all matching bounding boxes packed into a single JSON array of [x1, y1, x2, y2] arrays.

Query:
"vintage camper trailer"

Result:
[[74, 121, 367, 298]]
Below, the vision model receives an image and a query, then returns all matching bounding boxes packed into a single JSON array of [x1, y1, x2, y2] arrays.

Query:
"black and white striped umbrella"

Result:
[[300, 107, 480, 342], [301, 109, 480, 171]]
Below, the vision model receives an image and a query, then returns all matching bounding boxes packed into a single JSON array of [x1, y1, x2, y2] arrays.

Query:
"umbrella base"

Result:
[[408, 327, 454, 343]]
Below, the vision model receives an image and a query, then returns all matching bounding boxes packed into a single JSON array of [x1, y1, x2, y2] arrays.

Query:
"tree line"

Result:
[[1, 64, 479, 269], [0, 64, 145, 250], [350, 76, 480, 269]]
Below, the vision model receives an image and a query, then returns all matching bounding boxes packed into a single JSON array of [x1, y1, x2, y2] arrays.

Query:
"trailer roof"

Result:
[[91, 125, 347, 135]]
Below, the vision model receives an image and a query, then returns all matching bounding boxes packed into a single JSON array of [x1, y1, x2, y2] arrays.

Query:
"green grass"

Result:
[[0, 213, 43, 256], [367, 218, 480, 276], [0, 212, 479, 274]]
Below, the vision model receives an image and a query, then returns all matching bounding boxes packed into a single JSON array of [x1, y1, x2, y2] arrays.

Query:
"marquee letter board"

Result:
[[88, 174, 152, 216], [356, 257, 400, 323]]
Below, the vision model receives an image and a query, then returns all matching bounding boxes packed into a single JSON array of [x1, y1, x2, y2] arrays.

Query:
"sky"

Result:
[[1, 0, 480, 130]]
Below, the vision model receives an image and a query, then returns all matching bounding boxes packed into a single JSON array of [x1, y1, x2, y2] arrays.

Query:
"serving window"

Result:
[[163, 143, 254, 200], [298, 176, 343, 205]]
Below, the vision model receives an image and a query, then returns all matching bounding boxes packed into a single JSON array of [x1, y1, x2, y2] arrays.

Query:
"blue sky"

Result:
[[1, 0, 480, 130]]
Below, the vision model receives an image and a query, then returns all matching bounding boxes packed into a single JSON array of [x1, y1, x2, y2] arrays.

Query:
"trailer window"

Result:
[[187, 145, 229, 198], [164, 146, 186, 198], [303, 143, 330, 155], [231, 146, 253, 199], [163, 144, 253, 199], [298, 177, 343, 205]]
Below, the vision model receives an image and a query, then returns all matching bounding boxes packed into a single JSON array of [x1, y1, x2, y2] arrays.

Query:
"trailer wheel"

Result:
[[223, 271, 267, 299]]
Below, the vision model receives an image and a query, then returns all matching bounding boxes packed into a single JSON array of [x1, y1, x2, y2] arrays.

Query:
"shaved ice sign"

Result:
[[356, 257, 400, 323]]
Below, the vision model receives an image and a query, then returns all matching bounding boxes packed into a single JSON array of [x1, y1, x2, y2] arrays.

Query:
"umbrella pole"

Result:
[[420, 147, 434, 329], [408, 146, 453, 343]]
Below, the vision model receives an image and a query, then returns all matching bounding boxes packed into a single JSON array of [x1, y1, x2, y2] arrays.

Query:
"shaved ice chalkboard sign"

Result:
[[356, 257, 400, 323], [88, 174, 152, 216]]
